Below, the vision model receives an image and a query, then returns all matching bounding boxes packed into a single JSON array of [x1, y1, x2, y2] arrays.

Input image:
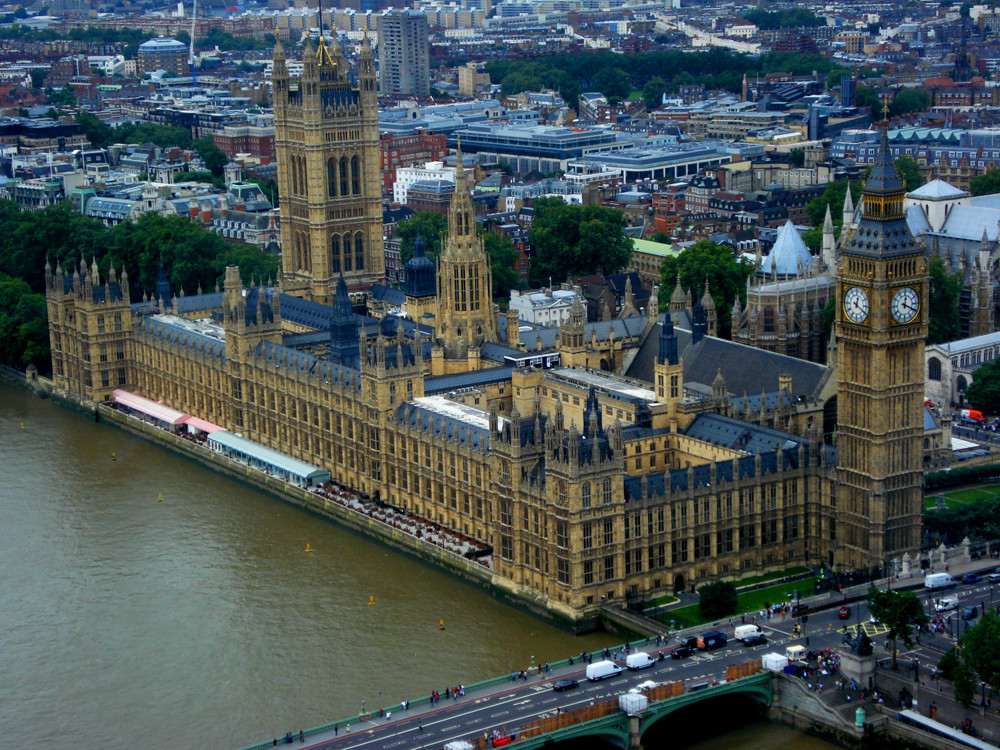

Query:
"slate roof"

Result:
[[760, 220, 812, 277], [906, 204, 931, 236], [140, 315, 226, 358], [369, 284, 407, 306], [424, 366, 514, 394], [684, 412, 802, 454], [924, 407, 939, 431], [626, 314, 827, 398], [507, 315, 649, 352], [396, 400, 488, 450], [907, 179, 967, 199], [936, 204, 1000, 241]]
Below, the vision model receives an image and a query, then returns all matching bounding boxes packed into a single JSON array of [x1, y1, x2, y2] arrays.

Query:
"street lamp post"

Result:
[[361, 700, 366, 716]]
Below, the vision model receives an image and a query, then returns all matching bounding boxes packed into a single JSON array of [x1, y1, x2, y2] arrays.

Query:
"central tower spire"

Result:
[[433, 142, 497, 366]]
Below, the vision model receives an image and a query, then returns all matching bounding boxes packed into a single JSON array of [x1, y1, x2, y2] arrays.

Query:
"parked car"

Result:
[[838, 606, 851, 620], [988, 573, 1000, 584], [742, 634, 768, 647], [962, 606, 979, 621], [962, 573, 981, 584], [670, 645, 693, 659], [552, 678, 579, 692]]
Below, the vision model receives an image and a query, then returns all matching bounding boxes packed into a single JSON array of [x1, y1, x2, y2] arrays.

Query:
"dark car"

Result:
[[838, 606, 851, 620], [962, 606, 979, 621], [742, 634, 768, 647], [698, 631, 727, 650], [552, 678, 579, 692], [962, 573, 981, 584], [670, 645, 693, 659], [988, 573, 1000, 584]]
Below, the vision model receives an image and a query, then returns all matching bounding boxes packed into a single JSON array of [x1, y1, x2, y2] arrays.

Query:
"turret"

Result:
[[842, 186, 854, 230], [821, 203, 836, 272], [272, 37, 288, 107], [358, 29, 377, 110], [658, 311, 678, 365]]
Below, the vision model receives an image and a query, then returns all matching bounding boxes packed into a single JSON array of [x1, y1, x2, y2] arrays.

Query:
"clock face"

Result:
[[843, 286, 869, 324], [891, 287, 920, 324]]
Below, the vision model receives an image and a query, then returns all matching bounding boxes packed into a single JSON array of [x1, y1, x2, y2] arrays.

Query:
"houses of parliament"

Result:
[[43, 37, 927, 624]]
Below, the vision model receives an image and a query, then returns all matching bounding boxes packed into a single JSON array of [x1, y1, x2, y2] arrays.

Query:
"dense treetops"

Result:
[[527, 197, 631, 286], [485, 49, 841, 108], [0, 200, 279, 374]]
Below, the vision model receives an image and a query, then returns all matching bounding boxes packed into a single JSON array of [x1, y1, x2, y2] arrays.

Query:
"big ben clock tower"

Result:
[[835, 125, 927, 576]]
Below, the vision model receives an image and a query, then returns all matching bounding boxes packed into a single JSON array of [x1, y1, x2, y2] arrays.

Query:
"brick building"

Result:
[[380, 131, 447, 196]]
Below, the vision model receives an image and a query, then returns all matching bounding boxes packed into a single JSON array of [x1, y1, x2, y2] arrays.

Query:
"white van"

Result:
[[586, 660, 623, 681], [626, 652, 655, 670], [934, 596, 958, 612], [734, 624, 761, 641], [925, 573, 957, 590]]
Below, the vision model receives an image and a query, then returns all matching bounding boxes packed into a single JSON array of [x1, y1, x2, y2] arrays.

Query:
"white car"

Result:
[[628, 680, 660, 694], [935, 597, 959, 612]]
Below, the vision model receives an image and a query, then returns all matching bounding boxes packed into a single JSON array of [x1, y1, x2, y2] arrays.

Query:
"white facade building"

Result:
[[509, 286, 581, 326], [392, 161, 455, 204]]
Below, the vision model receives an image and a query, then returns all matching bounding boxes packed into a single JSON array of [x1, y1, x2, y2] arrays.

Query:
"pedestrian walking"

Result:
[[418, 722, 423, 732]]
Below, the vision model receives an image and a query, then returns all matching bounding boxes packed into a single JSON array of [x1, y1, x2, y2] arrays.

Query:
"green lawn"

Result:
[[737, 567, 808, 588], [654, 577, 817, 630], [944, 487, 1000, 503]]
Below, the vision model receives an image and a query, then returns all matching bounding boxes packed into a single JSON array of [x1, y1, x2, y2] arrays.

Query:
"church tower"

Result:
[[273, 29, 383, 304], [835, 128, 927, 576], [433, 146, 497, 366]]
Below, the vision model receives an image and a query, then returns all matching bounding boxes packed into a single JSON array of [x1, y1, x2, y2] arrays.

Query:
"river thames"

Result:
[[0, 382, 838, 749]]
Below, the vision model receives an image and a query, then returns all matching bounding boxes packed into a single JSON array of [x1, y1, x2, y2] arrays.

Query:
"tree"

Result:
[[642, 76, 667, 111], [528, 197, 631, 286], [660, 240, 754, 336], [397, 212, 447, 263], [29, 67, 46, 89], [928, 255, 964, 344], [482, 231, 522, 299], [789, 148, 805, 167], [895, 156, 923, 192], [76, 112, 113, 148], [193, 137, 227, 178], [966, 358, 1000, 414], [0, 273, 49, 372], [591, 67, 631, 100], [867, 588, 929, 669], [650, 231, 671, 245], [890, 90, 931, 118], [855, 85, 881, 111], [806, 179, 862, 228], [45, 84, 75, 106], [247, 176, 279, 207], [924, 497, 1000, 544], [970, 168, 1000, 197], [698, 580, 738, 619], [958, 611, 1000, 697]]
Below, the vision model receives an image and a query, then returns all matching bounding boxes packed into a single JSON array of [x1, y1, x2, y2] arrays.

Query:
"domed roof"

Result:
[[761, 220, 812, 277]]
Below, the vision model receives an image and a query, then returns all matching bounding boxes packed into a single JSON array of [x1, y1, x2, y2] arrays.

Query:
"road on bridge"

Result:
[[271, 566, 1000, 750]]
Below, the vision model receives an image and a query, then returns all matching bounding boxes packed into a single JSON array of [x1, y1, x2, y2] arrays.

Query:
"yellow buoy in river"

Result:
[[157, 493, 163, 502], [305, 543, 312, 553], [368, 596, 375, 606], [439, 619, 445, 630]]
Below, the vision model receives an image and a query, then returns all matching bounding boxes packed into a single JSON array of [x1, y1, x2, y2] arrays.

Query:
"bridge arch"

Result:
[[639, 684, 772, 743]]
